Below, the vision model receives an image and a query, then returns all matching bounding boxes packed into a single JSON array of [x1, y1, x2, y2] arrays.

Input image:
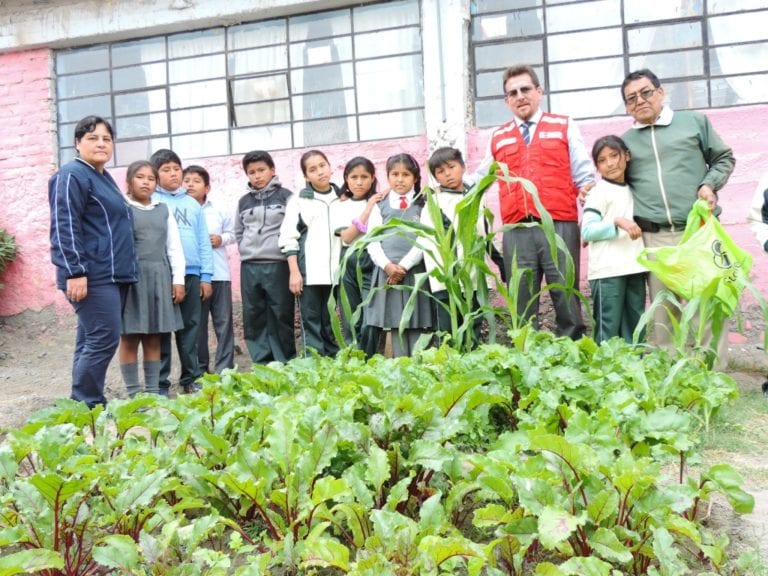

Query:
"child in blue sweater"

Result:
[[150, 149, 214, 395]]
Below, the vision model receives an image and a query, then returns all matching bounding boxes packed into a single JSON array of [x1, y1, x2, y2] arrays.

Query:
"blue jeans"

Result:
[[70, 283, 127, 408]]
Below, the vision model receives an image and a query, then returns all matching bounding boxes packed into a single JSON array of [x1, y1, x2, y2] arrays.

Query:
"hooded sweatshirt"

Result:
[[235, 176, 293, 262]]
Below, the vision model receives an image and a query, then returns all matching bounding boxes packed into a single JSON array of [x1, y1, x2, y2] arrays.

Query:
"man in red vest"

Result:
[[477, 64, 595, 339]]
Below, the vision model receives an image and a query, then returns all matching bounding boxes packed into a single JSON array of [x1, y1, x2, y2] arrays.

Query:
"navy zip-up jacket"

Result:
[[49, 158, 137, 290]]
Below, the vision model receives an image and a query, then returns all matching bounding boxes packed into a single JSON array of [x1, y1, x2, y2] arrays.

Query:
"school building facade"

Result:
[[0, 0, 766, 316]]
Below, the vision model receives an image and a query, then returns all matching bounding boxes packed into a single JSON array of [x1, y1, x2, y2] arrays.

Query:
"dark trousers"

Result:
[[160, 274, 201, 391], [340, 251, 380, 357], [70, 283, 127, 408], [503, 222, 586, 339], [198, 280, 235, 373], [298, 284, 339, 357], [432, 289, 483, 348], [589, 273, 646, 343], [241, 261, 296, 363]]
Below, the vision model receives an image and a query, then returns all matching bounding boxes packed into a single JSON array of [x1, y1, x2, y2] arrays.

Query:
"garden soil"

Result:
[[1, 302, 767, 566]]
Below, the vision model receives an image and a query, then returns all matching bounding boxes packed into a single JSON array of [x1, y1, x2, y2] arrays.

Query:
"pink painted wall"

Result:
[[0, 46, 766, 317], [0, 49, 58, 315], [467, 104, 768, 305]]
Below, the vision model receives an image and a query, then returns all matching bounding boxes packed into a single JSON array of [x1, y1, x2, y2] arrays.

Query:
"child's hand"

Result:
[[289, 270, 303, 295], [210, 234, 222, 248], [200, 282, 213, 301], [172, 284, 185, 303], [384, 263, 406, 285], [367, 191, 387, 208], [615, 217, 642, 240]]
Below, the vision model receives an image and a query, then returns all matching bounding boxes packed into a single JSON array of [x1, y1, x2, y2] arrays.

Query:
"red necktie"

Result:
[[399, 196, 408, 209]]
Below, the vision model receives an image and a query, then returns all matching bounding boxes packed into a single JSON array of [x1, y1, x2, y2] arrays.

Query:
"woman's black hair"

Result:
[[74, 115, 114, 145], [339, 156, 377, 199], [591, 134, 630, 165], [386, 153, 421, 197]]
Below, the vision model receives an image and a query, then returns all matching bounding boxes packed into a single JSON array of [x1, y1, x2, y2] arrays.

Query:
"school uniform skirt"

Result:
[[366, 262, 433, 329]]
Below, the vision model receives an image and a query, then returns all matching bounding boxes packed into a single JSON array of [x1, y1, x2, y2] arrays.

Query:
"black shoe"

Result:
[[158, 386, 170, 398], [762, 380, 768, 398], [182, 383, 202, 394]]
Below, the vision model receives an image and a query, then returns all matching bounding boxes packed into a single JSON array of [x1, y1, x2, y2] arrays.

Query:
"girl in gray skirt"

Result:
[[365, 153, 433, 357], [119, 161, 186, 396]]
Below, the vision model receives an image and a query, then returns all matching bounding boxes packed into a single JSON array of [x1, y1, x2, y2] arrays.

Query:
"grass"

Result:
[[704, 385, 768, 458]]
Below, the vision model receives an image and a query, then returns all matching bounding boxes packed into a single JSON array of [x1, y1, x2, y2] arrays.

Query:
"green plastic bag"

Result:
[[637, 200, 752, 315]]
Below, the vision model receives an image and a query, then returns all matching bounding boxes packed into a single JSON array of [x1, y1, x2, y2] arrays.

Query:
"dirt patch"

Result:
[[1, 302, 767, 567]]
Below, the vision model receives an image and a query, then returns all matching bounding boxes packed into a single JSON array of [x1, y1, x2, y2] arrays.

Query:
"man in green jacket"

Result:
[[621, 68, 735, 362]]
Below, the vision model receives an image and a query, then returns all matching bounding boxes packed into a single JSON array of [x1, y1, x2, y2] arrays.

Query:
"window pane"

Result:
[[356, 55, 423, 113], [709, 12, 768, 45], [710, 43, 768, 75], [60, 147, 77, 165], [289, 37, 352, 67], [548, 57, 624, 91], [229, 45, 287, 76], [171, 105, 229, 133], [169, 54, 225, 84], [710, 0, 767, 13], [292, 89, 355, 121], [358, 109, 424, 140], [228, 19, 286, 50], [58, 95, 111, 123], [232, 124, 292, 153], [547, 1, 620, 33], [289, 9, 349, 41], [114, 137, 170, 166], [115, 89, 167, 116], [57, 46, 109, 74], [548, 28, 622, 62], [169, 80, 227, 108], [291, 63, 353, 93], [112, 62, 166, 91], [475, 99, 509, 128], [231, 75, 288, 104], [624, 0, 702, 23], [112, 37, 166, 67], [629, 50, 703, 79], [475, 0, 540, 11], [549, 88, 625, 119], [58, 71, 110, 98], [355, 28, 420, 59], [59, 123, 81, 148], [476, 71, 505, 98], [293, 116, 358, 147], [663, 80, 709, 109], [354, 0, 420, 32], [116, 113, 168, 139], [172, 131, 228, 159], [472, 10, 543, 41], [474, 40, 543, 71], [168, 28, 224, 58], [234, 100, 291, 126], [711, 73, 768, 106], [627, 22, 702, 54]]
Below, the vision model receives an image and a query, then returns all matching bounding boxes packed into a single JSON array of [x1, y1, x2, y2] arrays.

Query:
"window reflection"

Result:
[[627, 22, 702, 53], [629, 49, 703, 79], [168, 29, 224, 58], [172, 131, 228, 160], [354, 0, 420, 32], [58, 71, 110, 98], [358, 109, 424, 141], [232, 125, 292, 153], [171, 106, 228, 134], [548, 28, 622, 62], [293, 117, 358, 147], [356, 55, 423, 113], [624, 0, 702, 23], [547, 1, 620, 33]]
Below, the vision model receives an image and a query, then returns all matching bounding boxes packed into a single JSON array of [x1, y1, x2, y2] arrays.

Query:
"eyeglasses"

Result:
[[624, 88, 657, 106], [505, 85, 536, 99]]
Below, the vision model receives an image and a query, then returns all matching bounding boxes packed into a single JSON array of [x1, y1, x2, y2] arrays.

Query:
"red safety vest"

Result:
[[490, 113, 578, 224]]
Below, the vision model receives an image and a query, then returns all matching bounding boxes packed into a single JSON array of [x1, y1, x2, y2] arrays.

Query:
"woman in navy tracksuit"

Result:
[[49, 115, 137, 408]]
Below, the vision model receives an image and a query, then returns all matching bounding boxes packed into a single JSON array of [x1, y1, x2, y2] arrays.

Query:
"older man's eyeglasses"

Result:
[[505, 85, 535, 99], [625, 88, 657, 106]]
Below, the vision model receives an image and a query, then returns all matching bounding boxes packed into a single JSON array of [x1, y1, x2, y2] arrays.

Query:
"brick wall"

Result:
[[0, 49, 58, 315]]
